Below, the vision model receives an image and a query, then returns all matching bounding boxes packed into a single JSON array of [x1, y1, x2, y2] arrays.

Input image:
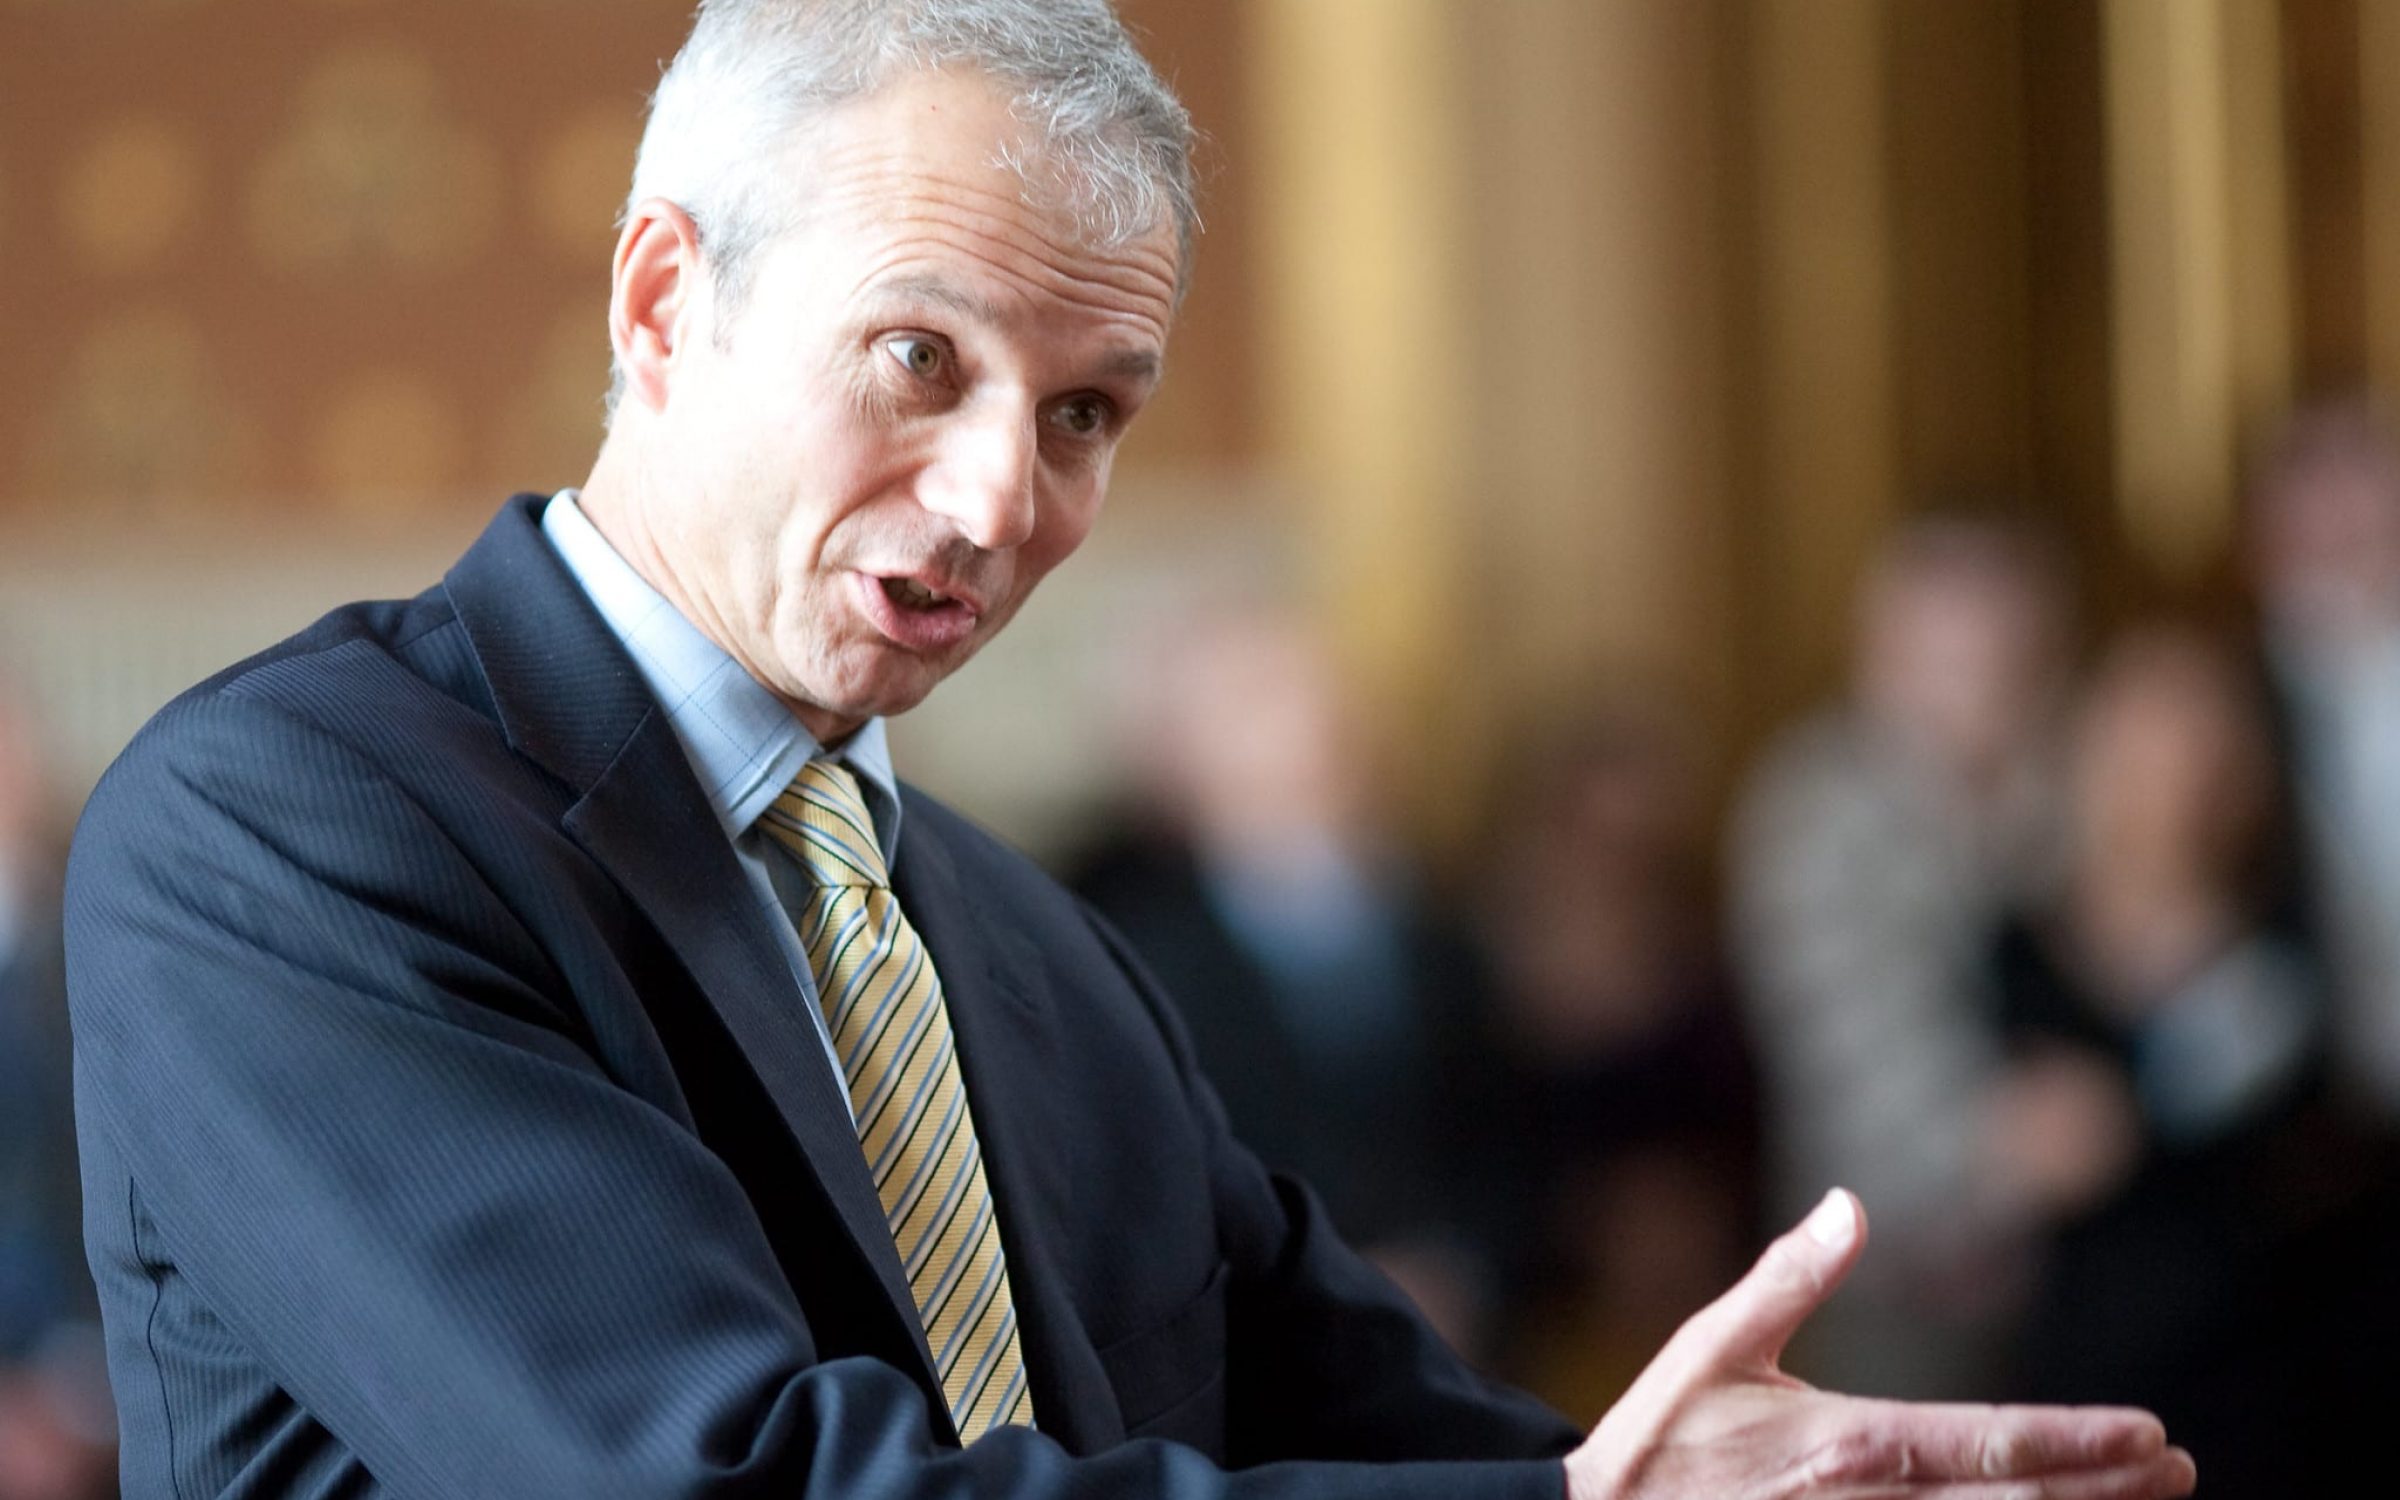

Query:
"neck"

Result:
[[576, 436, 864, 747], [575, 436, 658, 585], [578, 434, 642, 563]]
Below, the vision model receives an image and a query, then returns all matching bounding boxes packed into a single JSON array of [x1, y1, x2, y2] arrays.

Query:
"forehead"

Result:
[[761, 69, 1182, 347]]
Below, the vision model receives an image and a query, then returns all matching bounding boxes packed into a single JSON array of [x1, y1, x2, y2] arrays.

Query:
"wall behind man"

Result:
[[0, 0, 1258, 515], [1, 0, 2393, 858]]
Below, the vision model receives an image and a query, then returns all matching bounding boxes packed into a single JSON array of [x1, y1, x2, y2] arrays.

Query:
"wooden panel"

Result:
[[1461, 0, 1743, 749], [1245, 0, 1480, 835], [1886, 0, 2034, 501], [2282, 0, 2368, 390], [1748, 0, 1902, 710], [0, 0, 1262, 530], [2358, 0, 2400, 396], [1105, 0, 1262, 481], [2023, 0, 2124, 601], [0, 1, 695, 525], [2103, 0, 2293, 583]]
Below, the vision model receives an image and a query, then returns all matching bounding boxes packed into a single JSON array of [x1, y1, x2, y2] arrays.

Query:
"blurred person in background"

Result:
[[1065, 605, 1503, 1354], [1472, 713, 1759, 1421], [1990, 623, 2394, 1497], [0, 690, 112, 1500], [2247, 394, 2400, 1120], [1730, 514, 2074, 1400]]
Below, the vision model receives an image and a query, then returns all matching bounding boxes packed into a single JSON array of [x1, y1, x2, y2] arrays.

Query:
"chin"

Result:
[[809, 674, 948, 732], [779, 632, 983, 730]]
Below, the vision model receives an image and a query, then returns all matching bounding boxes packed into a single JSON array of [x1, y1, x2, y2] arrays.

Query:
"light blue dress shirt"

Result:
[[541, 490, 903, 1104]]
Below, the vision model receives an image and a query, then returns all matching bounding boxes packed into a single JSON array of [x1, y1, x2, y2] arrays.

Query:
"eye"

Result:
[[884, 336, 949, 379], [1050, 395, 1113, 437]]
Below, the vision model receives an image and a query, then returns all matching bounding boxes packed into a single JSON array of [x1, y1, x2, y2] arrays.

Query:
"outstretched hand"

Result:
[[1564, 1191, 2197, 1500]]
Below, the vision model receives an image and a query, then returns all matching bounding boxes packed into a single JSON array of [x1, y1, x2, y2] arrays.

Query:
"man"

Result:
[[2249, 396, 2400, 1117], [1067, 605, 1505, 1354], [0, 691, 113, 1500], [1731, 517, 2112, 1402], [65, 3, 2196, 1496]]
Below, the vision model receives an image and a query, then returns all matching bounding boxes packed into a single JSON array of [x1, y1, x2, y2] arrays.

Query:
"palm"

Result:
[[1563, 1192, 2197, 1500]]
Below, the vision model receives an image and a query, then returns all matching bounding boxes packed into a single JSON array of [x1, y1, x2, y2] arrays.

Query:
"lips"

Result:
[[853, 570, 985, 653], [872, 565, 990, 615]]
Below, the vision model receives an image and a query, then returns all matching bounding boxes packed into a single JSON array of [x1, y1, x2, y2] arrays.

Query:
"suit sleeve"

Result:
[[68, 689, 1569, 1500]]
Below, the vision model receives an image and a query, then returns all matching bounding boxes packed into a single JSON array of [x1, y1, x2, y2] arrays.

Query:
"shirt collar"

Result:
[[540, 490, 903, 868]]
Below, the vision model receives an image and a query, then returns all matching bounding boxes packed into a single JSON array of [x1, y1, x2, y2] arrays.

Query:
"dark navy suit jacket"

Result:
[[65, 497, 1579, 1499]]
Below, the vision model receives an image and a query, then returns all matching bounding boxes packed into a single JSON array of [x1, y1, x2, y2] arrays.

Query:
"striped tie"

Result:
[[759, 760, 1036, 1442]]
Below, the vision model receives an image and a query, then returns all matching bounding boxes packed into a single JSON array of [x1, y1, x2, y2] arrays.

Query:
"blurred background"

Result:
[[7, 0, 2400, 1494]]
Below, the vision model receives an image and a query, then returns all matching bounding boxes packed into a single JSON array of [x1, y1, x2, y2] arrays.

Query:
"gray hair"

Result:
[[628, 0, 1197, 319]]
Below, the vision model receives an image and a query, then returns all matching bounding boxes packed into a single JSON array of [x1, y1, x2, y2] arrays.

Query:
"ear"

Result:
[[609, 197, 707, 414]]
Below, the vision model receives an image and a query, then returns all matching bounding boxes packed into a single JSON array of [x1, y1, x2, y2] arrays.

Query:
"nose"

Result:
[[918, 405, 1038, 551]]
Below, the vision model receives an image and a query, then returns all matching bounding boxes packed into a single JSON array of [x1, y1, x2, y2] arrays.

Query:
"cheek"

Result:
[[1027, 482, 1108, 574]]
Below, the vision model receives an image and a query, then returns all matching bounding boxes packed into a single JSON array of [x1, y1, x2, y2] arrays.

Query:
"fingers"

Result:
[[1867, 1447, 2196, 1499], [1669, 1187, 1869, 1371], [1850, 1400, 2166, 1478], [1797, 1401, 2187, 1493]]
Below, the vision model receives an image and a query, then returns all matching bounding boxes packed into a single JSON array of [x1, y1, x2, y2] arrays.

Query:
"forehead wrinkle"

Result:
[[867, 210, 1177, 318], [808, 142, 1180, 302], [858, 272, 1004, 325], [807, 122, 1091, 236], [808, 143, 1074, 260], [848, 226, 1176, 351]]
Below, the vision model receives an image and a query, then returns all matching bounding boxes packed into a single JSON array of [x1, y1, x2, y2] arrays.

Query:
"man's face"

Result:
[[2253, 452, 2400, 639], [632, 70, 1180, 741], [1860, 565, 2058, 780]]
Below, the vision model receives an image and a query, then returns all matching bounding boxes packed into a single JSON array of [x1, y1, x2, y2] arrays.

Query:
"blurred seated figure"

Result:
[[2247, 394, 2400, 1119], [1729, 514, 2070, 1399], [1063, 605, 1502, 1352], [1992, 624, 2393, 1497], [1472, 714, 1759, 1422], [0, 689, 113, 1500]]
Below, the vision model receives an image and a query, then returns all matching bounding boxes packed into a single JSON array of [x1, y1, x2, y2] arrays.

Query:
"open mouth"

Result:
[[882, 577, 955, 612], [858, 572, 984, 652]]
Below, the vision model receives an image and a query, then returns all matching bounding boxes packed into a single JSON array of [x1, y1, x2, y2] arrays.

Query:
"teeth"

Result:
[[887, 578, 948, 609]]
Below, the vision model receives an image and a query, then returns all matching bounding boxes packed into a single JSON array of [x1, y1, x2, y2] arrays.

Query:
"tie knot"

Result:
[[761, 760, 888, 890]]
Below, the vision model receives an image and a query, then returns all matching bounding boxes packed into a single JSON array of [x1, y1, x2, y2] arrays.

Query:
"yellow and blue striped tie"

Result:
[[759, 760, 1036, 1442]]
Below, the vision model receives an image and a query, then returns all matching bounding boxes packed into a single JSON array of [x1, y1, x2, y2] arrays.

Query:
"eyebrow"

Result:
[[1100, 347, 1163, 384], [868, 273, 1004, 326], [863, 272, 1164, 386]]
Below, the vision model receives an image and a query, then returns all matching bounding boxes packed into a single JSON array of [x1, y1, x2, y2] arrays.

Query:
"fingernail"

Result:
[[1805, 1189, 1854, 1247]]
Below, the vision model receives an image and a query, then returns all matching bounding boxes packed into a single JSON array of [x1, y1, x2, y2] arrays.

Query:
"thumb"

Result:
[[1672, 1188, 1868, 1373]]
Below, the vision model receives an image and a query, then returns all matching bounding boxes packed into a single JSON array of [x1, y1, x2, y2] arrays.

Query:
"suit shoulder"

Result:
[[207, 587, 462, 707], [85, 589, 476, 815]]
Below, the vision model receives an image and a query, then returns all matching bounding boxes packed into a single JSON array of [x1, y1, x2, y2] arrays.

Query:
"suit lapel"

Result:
[[563, 732, 942, 1381], [895, 807, 1127, 1453], [443, 497, 945, 1414]]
